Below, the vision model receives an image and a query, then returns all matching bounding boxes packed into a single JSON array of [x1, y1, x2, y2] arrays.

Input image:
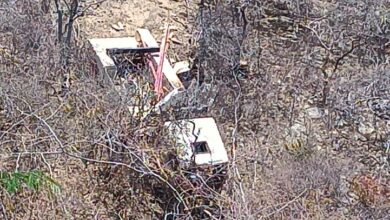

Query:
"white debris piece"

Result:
[[165, 118, 229, 166], [111, 22, 125, 31], [173, 61, 190, 75], [88, 29, 186, 115]]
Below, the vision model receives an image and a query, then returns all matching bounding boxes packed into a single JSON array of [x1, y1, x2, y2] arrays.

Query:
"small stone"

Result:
[[290, 123, 306, 138], [358, 122, 375, 135], [291, 123, 306, 133], [335, 118, 347, 127], [305, 107, 323, 119]]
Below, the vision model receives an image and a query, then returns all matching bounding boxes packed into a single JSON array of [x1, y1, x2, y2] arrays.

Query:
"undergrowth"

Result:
[[0, 171, 60, 194]]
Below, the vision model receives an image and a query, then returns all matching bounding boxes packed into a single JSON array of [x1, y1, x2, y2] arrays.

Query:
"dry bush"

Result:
[[0, 0, 148, 218], [1, 0, 390, 219], [188, 0, 390, 219], [0, 1, 228, 219]]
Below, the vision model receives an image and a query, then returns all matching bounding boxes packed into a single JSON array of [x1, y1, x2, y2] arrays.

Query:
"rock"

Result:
[[291, 123, 306, 133], [305, 107, 323, 119], [290, 123, 306, 138], [335, 118, 347, 127], [358, 122, 375, 135]]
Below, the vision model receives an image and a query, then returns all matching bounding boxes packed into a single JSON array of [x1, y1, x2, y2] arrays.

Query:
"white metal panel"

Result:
[[165, 118, 229, 166]]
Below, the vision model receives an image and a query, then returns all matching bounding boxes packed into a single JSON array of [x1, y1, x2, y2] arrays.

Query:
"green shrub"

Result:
[[0, 171, 60, 194]]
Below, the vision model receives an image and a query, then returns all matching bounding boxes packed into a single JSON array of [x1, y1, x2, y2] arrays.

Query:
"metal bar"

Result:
[[155, 25, 170, 99], [107, 47, 160, 55]]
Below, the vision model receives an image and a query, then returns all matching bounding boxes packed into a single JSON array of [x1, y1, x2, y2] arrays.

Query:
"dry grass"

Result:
[[1, 0, 390, 219]]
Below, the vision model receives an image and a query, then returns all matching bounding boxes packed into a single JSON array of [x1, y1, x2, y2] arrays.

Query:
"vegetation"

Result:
[[0, 171, 60, 194], [0, 0, 389, 219]]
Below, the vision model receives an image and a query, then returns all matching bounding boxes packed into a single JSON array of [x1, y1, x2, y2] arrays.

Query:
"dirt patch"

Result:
[[78, 0, 189, 39]]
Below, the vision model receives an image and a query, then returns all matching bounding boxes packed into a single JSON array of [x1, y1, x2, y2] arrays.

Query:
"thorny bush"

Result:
[[1, 0, 390, 219]]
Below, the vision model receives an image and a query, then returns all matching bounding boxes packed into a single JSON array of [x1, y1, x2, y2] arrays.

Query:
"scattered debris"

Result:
[[89, 29, 229, 192], [111, 21, 124, 31]]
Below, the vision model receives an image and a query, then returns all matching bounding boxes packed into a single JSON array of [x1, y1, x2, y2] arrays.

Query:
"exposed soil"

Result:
[[79, 0, 189, 40]]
